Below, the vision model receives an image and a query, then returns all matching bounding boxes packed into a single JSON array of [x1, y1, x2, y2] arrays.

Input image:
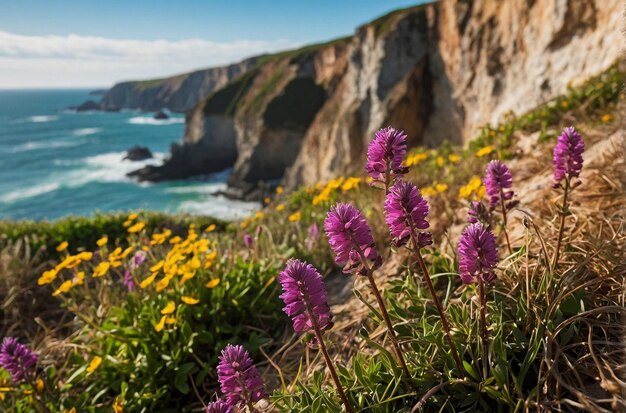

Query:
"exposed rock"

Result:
[[130, 0, 622, 193], [153, 110, 169, 120], [74, 100, 100, 112], [123, 145, 153, 161], [88, 89, 108, 96]]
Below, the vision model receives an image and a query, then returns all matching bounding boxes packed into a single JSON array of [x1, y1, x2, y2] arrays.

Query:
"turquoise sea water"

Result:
[[0, 89, 258, 221]]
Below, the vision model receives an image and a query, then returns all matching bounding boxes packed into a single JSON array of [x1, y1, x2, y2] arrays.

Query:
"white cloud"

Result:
[[0, 31, 299, 88]]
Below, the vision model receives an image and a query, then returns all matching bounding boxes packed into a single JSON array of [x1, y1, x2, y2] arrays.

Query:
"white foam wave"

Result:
[[73, 127, 102, 136], [64, 151, 166, 185], [28, 115, 58, 123], [0, 183, 60, 203], [127, 116, 184, 126], [178, 197, 259, 221], [6, 139, 86, 153]]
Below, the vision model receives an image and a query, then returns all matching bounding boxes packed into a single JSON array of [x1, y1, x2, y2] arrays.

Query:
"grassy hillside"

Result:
[[0, 63, 623, 412]]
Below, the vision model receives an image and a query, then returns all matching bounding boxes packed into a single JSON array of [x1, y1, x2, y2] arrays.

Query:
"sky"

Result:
[[0, 0, 426, 89]]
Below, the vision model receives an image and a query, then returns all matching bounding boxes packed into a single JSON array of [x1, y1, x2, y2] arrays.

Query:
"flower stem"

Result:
[[477, 277, 489, 380], [364, 271, 412, 381], [307, 307, 354, 413], [499, 189, 512, 255], [413, 250, 464, 377], [553, 179, 570, 269]]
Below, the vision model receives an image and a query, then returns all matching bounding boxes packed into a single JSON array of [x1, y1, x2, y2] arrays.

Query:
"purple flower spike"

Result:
[[217, 344, 265, 408], [0, 337, 38, 382], [279, 259, 332, 338], [123, 269, 135, 292], [468, 201, 492, 228], [458, 223, 498, 284], [243, 234, 254, 249], [365, 127, 409, 183], [324, 203, 380, 274], [131, 250, 147, 269], [384, 180, 431, 248], [205, 400, 233, 413], [484, 160, 514, 211], [553, 126, 584, 185]]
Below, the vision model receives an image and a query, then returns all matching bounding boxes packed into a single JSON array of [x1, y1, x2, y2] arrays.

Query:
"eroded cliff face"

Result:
[[132, 0, 622, 194], [99, 58, 258, 113]]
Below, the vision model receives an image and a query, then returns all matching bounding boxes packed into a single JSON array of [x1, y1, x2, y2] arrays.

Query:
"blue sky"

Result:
[[0, 0, 427, 88]]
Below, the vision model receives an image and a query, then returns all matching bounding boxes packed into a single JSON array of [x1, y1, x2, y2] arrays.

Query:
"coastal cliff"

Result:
[[130, 0, 622, 193], [98, 58, 259, 113]]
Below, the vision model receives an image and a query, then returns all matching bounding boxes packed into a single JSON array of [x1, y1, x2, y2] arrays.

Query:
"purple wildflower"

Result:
[[205, 400, 233, 413], [279, 259, 332, 337], [324, 203, 380, 274], [468, 201, 492, 228], [484, 160, 514, 211], [365, 127, 409, 183], [243, 234, 254, 249], [123, 269, 135, 292], [384, 180, 432, 248], [457, 223, 498, 284], [0, 337, 38, 382], [217, 344, 265, 408], [130, 250, 147, 269], [553, 126, 584, 185]]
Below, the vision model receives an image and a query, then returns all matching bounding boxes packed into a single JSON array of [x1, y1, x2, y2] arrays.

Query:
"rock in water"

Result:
[[124, 145, 153, 161], [75, 100, 100, 112], [153, 110, 169, 120]]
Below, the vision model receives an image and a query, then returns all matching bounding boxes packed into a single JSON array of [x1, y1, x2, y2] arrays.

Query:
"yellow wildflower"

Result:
[[405, 152, 428, 167], [113, 397, 124, 413], [276, 186, 284, 195], [254, 211, 265, 220], [160, 301, 176, 315], [93, 261, 110, 278], [96, 236, 108, 247], [436, 156, 445, 167], [76, 251, 93, 261], [205, 278, 220, 289], [288, 211, 301, 222], [204, 224, 216, 233], [476, 146, 494, 157], [155, 275, 173, 292], [263, 196, 270, 204], [60, 255, 81, 269], [128, 222, 145, 233], [139, 273, 158, 289], [169, 236, 182, 244], [122, 219, 133, 228], [128, 213, 138, 221], [275, 203, 285, 212], [121, 247, 134, 258], [52, 280, 73, 296], [154, 315, 167, 332], [240, 219, 250, 229], [64, 409, 76, 413], [150, 261, 164, 272], [601, 114, 612, 122], [86, 356, 102, 373], [56, 241, 68, 252], [420, 186, 437, 197], [448, 154, 461, 163], [560, 100, 569, 108], [181, 296, 200, 305], [38, 269, 58, 285], [435, 183, 448, 193], [165, 317, 176, 325], [36, 378, 44, 393]]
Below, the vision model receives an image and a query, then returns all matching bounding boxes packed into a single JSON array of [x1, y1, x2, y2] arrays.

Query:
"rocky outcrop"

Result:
[[132, 0, 622, 193], [124, 145, 153, 161], [98, 57, 259, 113]]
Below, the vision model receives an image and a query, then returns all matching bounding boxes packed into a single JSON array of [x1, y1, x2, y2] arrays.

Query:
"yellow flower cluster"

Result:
[[475, 146, 494, 157], [312, 176, 362, 205], [404, 152, 428, 167], [421, 183, 449, 198], [458, 177, 486, 201], [38, 250, 93, 287]]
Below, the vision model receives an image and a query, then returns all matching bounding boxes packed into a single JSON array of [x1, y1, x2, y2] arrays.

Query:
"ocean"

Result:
[[0, 89, 258, 221]]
